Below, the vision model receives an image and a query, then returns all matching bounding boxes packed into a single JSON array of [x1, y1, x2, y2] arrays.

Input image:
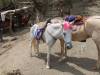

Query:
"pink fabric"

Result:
[[63, 21, 72, 30]]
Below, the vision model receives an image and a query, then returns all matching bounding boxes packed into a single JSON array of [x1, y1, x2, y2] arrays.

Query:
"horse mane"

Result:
[[43, 18, 51, 30], [39, 18, 51, 42]]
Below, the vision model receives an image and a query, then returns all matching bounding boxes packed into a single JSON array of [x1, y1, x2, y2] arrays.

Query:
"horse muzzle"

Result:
[[65, 42, 73, 49]]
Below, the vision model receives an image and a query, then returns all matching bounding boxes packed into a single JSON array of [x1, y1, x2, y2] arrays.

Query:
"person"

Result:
[[63, 15, 75, 49]]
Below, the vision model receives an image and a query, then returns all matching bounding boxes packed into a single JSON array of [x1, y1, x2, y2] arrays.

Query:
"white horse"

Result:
[[30, 18, 72, 69]]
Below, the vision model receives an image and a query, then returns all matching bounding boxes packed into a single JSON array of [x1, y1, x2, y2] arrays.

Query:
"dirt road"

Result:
[[0, 28, 99, 75]]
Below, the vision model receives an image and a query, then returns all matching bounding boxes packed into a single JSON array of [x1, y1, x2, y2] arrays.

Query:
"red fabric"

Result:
[[63, 21, 72, 30]]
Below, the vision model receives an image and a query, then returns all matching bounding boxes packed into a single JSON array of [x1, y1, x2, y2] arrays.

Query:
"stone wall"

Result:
[[71, 0, 100, 16], [45, 0, 100, 17], [16, 0, 100, 22], [44, 0, 100, 18]]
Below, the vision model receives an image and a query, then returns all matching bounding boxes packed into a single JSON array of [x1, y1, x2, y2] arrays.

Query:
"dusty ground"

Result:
[[0, 27, 100, 75]]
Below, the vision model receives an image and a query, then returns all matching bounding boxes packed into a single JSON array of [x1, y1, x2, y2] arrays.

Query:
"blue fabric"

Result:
[[35, 28, 44, 40], [65, 16, 75, 22]]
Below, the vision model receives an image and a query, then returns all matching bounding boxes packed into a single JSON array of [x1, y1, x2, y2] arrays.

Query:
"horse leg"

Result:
[[60, 39, 65, 56], [30, 38, 39, 57], [45, 30, 56, 68], [30, 38, 36, 57], [46, 40, 55, 69], [92, 31, 100, 69], [93, 40, 100, 70], [96, 44, 100, 69], [30, 38, 34, 57], [65, 45, 67, 57], [46, 46, 51, 69], [58, 39, 67, 62], [35, 40, 39, 56]]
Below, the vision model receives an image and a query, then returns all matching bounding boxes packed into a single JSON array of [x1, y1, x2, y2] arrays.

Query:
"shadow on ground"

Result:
[[33, 53, 99, 73]]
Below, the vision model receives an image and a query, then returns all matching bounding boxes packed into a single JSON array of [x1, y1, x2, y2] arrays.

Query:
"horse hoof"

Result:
[[46, 65, 50, 69]]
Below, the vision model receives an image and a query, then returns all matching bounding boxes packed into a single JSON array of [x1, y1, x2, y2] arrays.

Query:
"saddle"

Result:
[[72, 16, 86, 32], [74, 20, 84, 25], [32, 24, 44, 40]]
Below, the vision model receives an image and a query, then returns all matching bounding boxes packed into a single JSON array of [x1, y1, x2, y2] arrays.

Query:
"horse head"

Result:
[[62, 22, 73, 49]]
